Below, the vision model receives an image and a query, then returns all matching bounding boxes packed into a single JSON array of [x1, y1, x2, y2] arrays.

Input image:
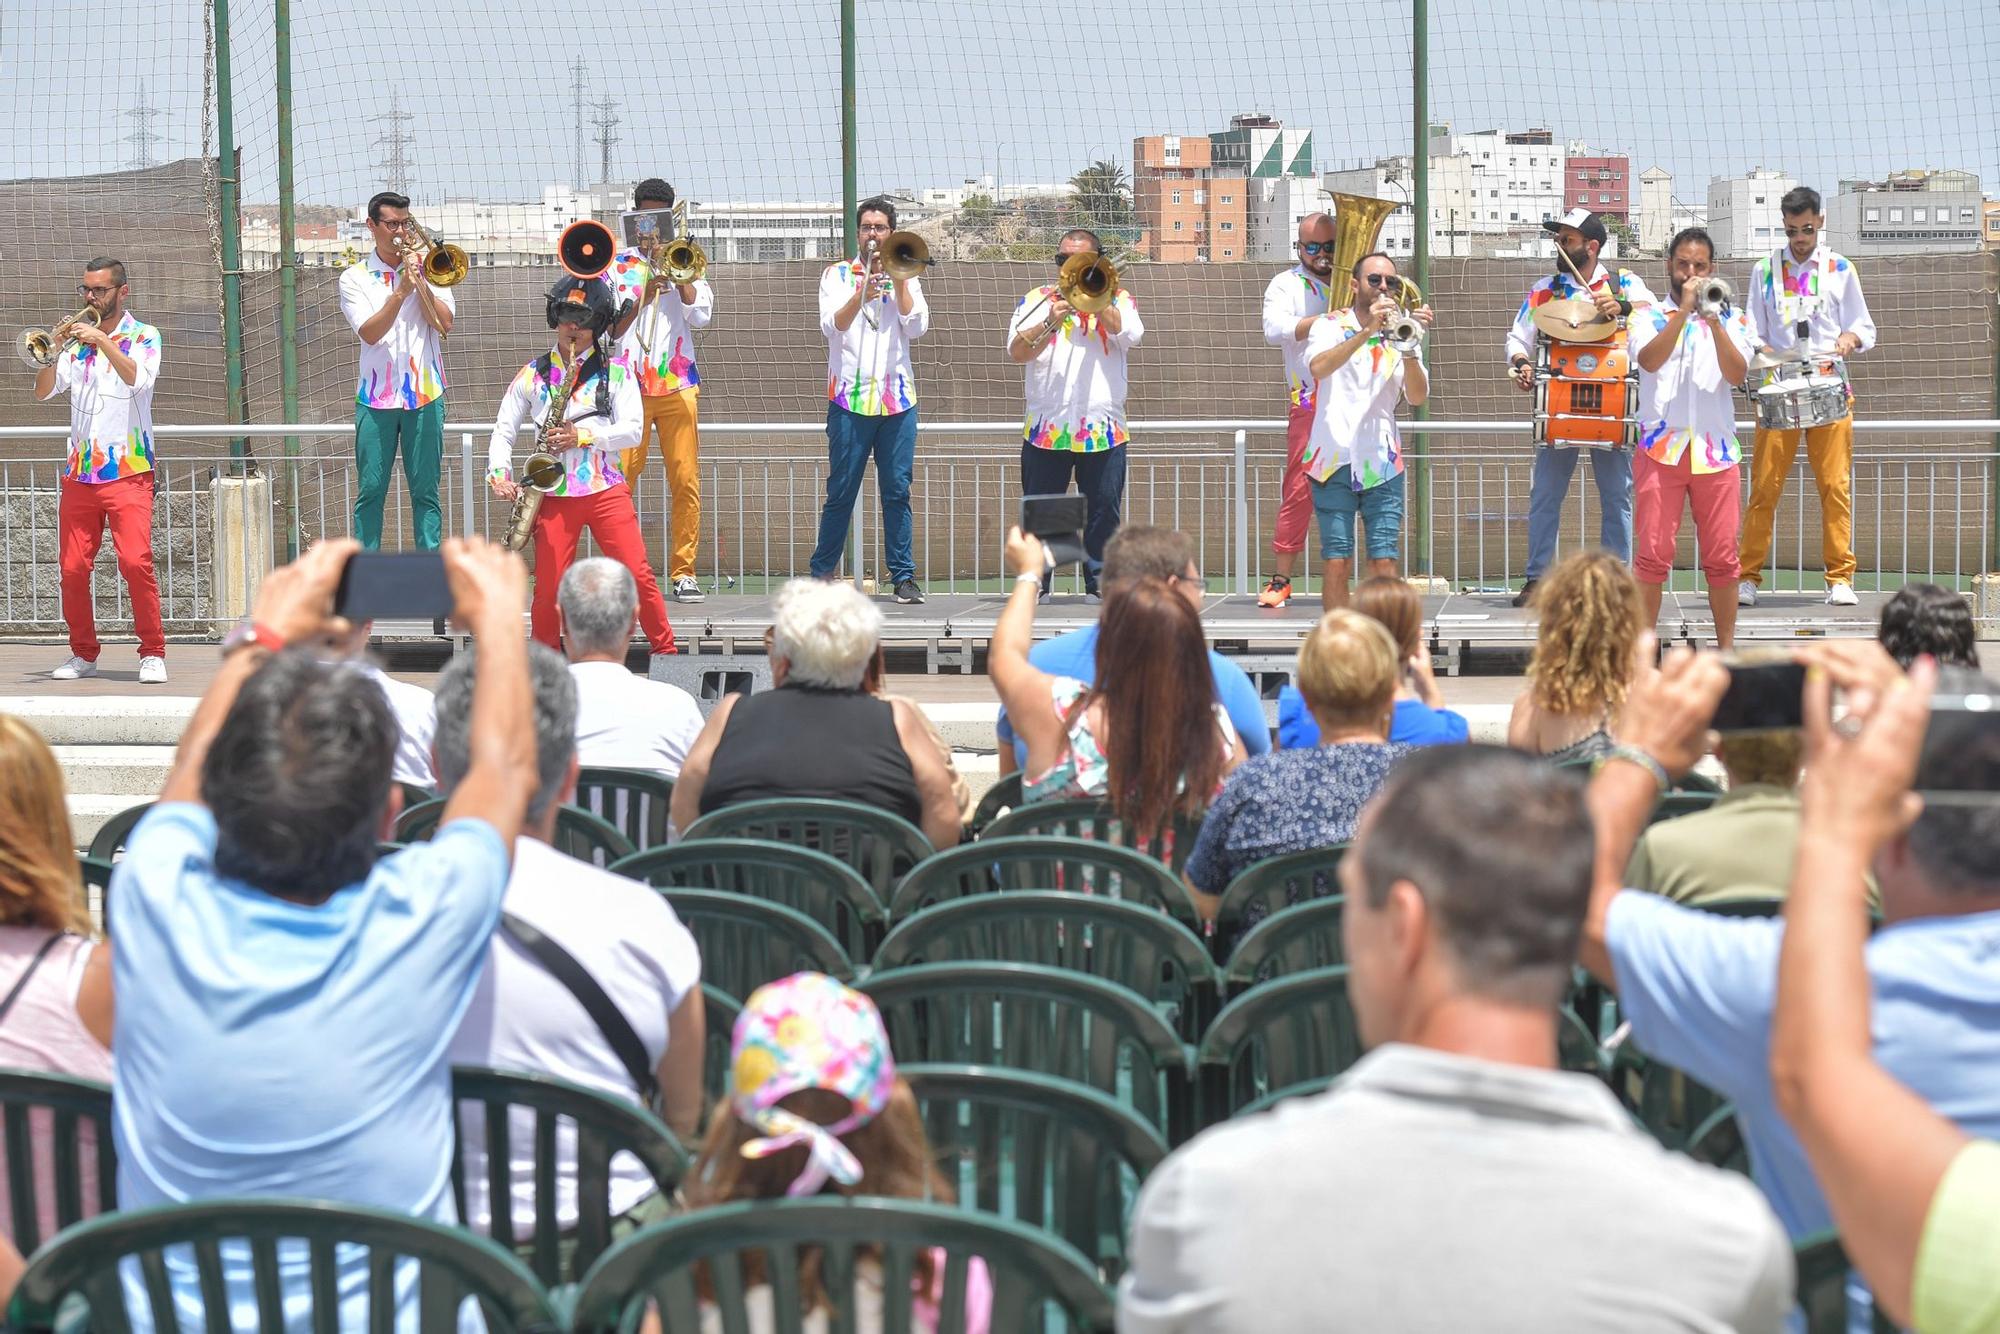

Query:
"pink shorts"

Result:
[[1272, 402, 1315, 555], [1632, 449, 1741, 584]]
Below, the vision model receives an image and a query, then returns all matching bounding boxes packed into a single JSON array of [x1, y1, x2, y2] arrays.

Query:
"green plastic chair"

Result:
[[78, 856, 115, 935], [395, 797, 450, 842], [1197, 966, 1365, 1124], [680, 797, 935, 903], [450, 1066, 690, 1288], [1221, 895, 1346, 990], [699, 984, 741, 1130], [873, 892, 1218, 1040], [3, 1197, 561, 1332], [1793, 1230, 1900, 1333], [1693, 895, 1784, 919], [567, 1197, 1115, 1334], [982, 797, 1205, 874], [397, 780, 438, 811], [862, 963, 1192, 1144], [395, 800, 637, 868], [967, 772, 1025, 839], [1230, 1075, 1335, 1120], [663, 889, 853, 1003], [573, 766, 676, 851], [1607, 1044, 1737, 1158], [904, 1062, 1167, 1282], [888, 836, 1202, 930], [0, 1069, 116, 1255], [86, 800, 153, 862], [1210, 845, 1349, 961], [612, 840, 886, 965]]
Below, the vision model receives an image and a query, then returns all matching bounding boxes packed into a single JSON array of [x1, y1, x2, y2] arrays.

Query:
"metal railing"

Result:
[[1, 418, 1995, 635]]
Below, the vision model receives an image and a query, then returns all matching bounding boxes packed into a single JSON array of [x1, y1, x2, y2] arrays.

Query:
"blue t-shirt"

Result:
[[1183, 743, 1410, 895], [1278, 687, 1469, 749], [995, 624, 1271, 767], [111, 803, 511, 1329], [1607, 891, 2000, 1241]]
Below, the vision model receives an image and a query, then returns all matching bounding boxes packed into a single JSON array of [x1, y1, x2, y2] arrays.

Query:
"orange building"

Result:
[[1133, 134, 1249, 262]]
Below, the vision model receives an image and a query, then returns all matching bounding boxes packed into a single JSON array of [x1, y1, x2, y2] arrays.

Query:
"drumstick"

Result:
[[1555, 243, 1596, 293]]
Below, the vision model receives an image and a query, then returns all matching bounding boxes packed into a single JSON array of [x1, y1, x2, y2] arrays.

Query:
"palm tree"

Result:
[[1069, 159, 1134, 232]]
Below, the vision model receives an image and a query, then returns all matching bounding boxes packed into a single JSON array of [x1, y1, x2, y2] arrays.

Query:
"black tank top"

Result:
[[698, 684, 921, 826]]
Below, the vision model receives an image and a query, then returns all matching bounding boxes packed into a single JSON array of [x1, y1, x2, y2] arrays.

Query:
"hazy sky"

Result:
[[4, 0, 1994, 209]]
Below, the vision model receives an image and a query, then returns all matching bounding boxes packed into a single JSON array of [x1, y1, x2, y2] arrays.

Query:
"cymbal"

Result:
[[1749, 348, 1806, 372], [1531, 298, 1616, 342]]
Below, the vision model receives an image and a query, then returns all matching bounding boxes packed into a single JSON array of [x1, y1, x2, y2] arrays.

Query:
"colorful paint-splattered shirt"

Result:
[[606, 248, 712, 397], [336, 249, 453, 409], [1503, 264, 1658, 365], [1627, 300, 1757, 474], [1261, 264, 1333, 409], [1302, 308, 1421, 489], [42, 310, 161, 484], [487, 343, 642, 497], [818, 258, 927, 416], [1745, 245, 1875, 359], [1007, 285, 1144, 453]]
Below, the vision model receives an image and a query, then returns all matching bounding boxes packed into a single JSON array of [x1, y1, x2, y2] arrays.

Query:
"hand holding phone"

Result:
[[333, 552, 455, 622], [251, 539, 361, 645], [1711, 661, 1810, 734], [1020, 494, 1087, 570]]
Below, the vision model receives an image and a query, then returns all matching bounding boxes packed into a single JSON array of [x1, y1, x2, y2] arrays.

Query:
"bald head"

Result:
[[1297, 212, 1335, 276]]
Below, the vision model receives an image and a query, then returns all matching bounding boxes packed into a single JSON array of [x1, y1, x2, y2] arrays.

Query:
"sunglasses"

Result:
[[1299, 240, 1334, 255], [1784, 224, 1818, 237], [1362, 273, 1399, 288]]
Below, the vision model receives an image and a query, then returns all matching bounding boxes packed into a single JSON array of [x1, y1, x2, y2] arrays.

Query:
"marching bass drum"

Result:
[[1532, 332, 1638, 450]]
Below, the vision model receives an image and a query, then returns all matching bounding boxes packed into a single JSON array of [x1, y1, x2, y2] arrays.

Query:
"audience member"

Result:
[[991, 528, 1241, 844], [436, 642, 705, 1247], [1579, 642, 2000, 1319], [320, 618, 437, 789], [1625, 727, 1805, 907], [1278, 576, 1466, 747], [1878, 581, 1979, 671], [559, 557, 705, 778], [860, 643, 971, 822], [0, 715, 113, 1249], [1508, 549, 1641, 762], [1186, 611, 1409, 908], [1771, 656, 2000, 1333], [672, 579, 961, 849], [1120, 746, 1792, 1332], [993, 525, 1269, 773], [685, 972, 990, 1333], [109, 537, 538, 1327]]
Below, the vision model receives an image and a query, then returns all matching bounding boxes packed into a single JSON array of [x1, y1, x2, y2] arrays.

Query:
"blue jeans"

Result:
[[1526, 446, 1633, 580], [810, 403, 918, 582], [1020, 443, 1127, 593], [1310, 468, 1405, 561]]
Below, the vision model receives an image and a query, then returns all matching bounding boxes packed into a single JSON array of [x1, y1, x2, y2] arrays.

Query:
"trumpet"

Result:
[[393, 219, 469, 287], [16, 306, 101, 370], [1694, 275, 1734, 318], [1379, 277, 1427, 354]]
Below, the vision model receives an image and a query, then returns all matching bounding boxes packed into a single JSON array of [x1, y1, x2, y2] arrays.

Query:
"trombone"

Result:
[[16, 306, 101, 369], [393, 219, 469, 287], [1017, 250, 1121, 333], [649, 202, 707, 286], [860, 231, 932, 327]]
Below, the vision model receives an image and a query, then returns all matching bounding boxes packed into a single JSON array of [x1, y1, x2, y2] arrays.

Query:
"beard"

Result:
[[1556, 245, 1592, 278]]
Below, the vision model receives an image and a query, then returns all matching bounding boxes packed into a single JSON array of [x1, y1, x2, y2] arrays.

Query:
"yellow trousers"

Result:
[[1739, 409, 1855, 587], [621, 388, 701, 581]]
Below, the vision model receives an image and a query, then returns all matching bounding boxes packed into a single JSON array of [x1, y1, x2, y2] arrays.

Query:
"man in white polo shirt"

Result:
[[557, 557, 703, 778], [1006, 227, 1144, 600], [337, 189, 454, 551]]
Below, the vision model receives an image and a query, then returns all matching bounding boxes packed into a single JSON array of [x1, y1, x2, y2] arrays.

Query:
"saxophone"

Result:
[[502, 349, 589, 552]]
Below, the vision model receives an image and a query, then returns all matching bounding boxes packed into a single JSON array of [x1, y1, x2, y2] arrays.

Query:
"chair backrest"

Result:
[[393, 801, 635, 869], [394, 796, 449, 843], [662, 889, 853, 1003], [450, 1065, 690, 1288], [78, 857, 115, 935], [1649, 791, 1723, 826], [888, 836, 1202, 930], [966, 772, 1025, 839], [1196, 966, 1365, 1123], [612, 840, 886, 965], [572, 766, 677, 852], [903, 1062, 1167, 1282], [566, 1197, 1115, 1334], [85, 801, 153, 862], [1792, 1230, 1900, 1334], [1221, 895, 1346, 989], [1211, 845, 1349, 950], [5, 1197, 559, 1332], [862, 963, 1190, 1142], [873, 893, 1217, 1039], [396, 781, 437, 812], [0, 1069, 115, 1255], [680, 798, 934, 901], [1693, 895, 1784, 919], [981, 798, 1204, 873], [1607, 1045, 1735, 1156], [698, 984, 741, 1131]]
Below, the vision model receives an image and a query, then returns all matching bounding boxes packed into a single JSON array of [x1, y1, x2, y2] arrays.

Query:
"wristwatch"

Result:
[[220, 621, 285, 659]]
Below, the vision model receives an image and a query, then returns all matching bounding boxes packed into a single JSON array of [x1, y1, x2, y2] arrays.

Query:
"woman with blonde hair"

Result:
[[1278, 576, 1468, 748], [1506, 550, 1643, 762]]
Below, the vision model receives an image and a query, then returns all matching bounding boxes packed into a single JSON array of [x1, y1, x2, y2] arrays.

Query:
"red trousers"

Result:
[[530, 483, 677, 654], [1271, 403, 1316, 555], [60, 473, 165, 660]]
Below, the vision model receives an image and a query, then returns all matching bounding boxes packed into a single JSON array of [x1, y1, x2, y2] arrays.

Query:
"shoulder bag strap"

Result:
[[500, 913, 660, 1108], [0, 932, 71, 1026]]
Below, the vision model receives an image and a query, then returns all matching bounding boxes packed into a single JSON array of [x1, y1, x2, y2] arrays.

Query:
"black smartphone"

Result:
[[333, 552, 453, 621], [1712, 661, 1808, 733], [1021, 494, 1088, 569], [1918, 694, 2000, 795]]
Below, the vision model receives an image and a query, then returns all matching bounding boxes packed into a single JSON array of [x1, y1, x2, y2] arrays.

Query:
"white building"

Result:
[[1825, 169, 1985, 256], [1320, 162, 1419, 257], [1247, 176, 1330, 262], [1209, 113, 1319, 261], [1637, 167, 1674, 253], [1429, 123, 1567, 238], [915, 174, 1072, 212], [1706, 167, 1795, 258]]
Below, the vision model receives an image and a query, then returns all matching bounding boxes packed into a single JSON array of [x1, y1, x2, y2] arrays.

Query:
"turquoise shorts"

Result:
[[1310, 467, 1405, 561]]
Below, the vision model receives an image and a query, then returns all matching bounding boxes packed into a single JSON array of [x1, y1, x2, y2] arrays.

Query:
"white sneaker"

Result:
[[1826, 583, 1859, 607], [1737, 580, 1757, 608], [49, 655, 97, 681], [138, 656, 168, 684], [671, 576, 705, 603]]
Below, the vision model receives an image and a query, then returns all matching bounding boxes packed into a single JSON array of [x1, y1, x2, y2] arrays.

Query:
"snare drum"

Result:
[[1751, 356, 1849, 431], [1532, 333, 1638, 449]]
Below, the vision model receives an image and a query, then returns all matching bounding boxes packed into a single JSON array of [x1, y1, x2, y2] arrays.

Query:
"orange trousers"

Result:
[[620, 388, 701, 581], [1739, 409, 1855, 587]]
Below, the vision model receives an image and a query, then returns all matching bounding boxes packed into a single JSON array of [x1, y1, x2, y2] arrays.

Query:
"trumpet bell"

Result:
[[558, 220, 617, 280], [1057, 251, 1119, 315], [16, 328, 55, 369], [424, 242, 469, 287], [662, 237, 707, 285], [1385, 314, 1425, 353], [881, 230, 931, 280]]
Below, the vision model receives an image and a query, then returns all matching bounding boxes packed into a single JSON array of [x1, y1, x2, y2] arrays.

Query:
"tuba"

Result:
[[394, 220, 469, 287], [1326, 192, 1401, 308], [16, 306, 101, 369]]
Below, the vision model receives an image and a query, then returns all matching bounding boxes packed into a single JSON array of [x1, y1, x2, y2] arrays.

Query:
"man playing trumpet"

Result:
[[609, 177, 714, 603], [489, 277, 676, 656], [338, 189, 455, 550], [32, 256, 167, 683]]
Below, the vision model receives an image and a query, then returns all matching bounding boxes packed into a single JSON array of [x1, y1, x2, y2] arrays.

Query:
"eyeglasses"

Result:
[[1362, 273, 1398, 288], [1784, 224, 1818, 237], [857, 222, 892, 233], [376, 217, 413, 231], [76, 284, 117, 299], [1170, 572, 1210, 592], [1298, 240, 1334, 255]]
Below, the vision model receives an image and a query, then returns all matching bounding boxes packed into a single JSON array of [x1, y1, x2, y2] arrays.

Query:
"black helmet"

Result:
[[544, 275, 617, 333]]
